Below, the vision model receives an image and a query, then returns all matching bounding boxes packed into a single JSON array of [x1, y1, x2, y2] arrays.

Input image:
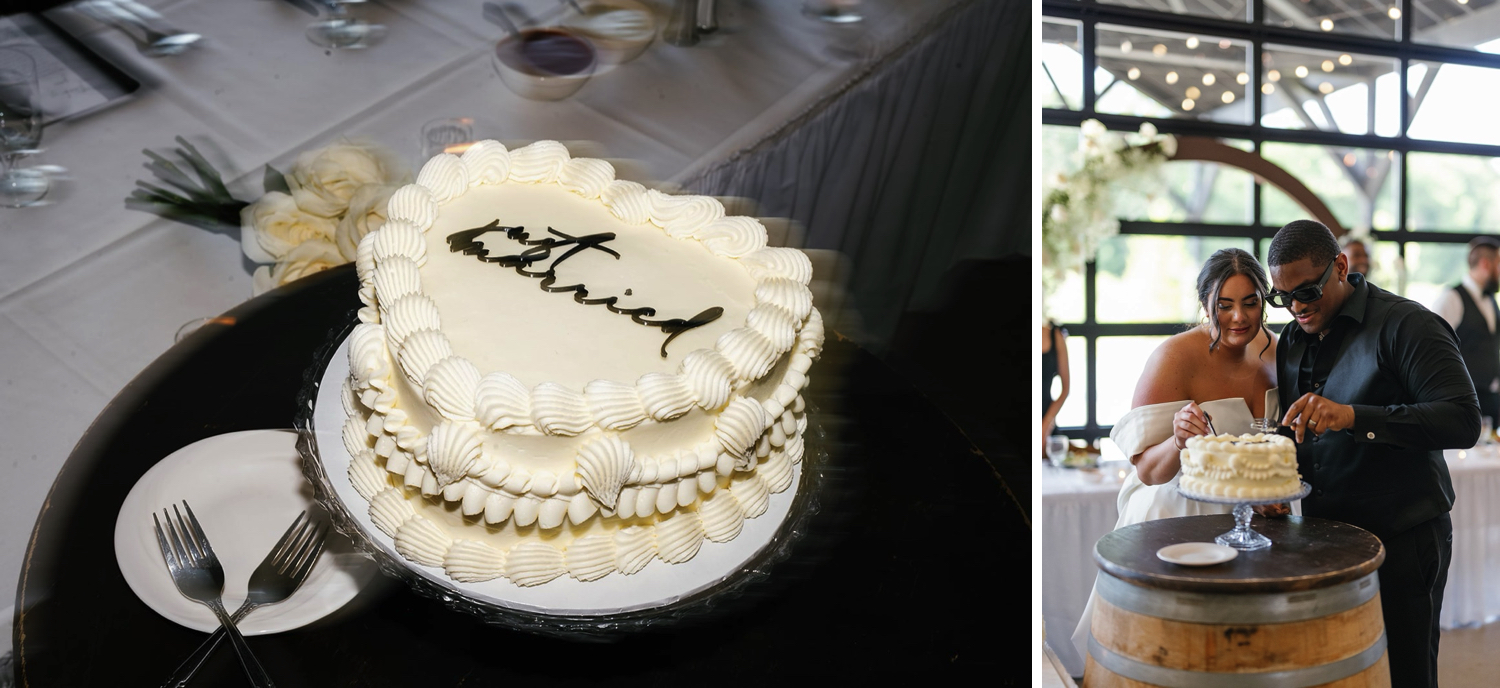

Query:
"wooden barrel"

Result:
[[1083, 515, 1389, 688]]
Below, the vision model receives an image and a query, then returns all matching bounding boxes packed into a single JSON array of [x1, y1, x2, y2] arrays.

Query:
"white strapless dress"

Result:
[[1069, 390, 1288, 669]]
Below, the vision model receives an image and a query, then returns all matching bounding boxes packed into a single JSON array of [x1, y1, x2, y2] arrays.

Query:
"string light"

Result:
[[1262, 83, 1276, 95], [1186, 36, 1199, 49], [1388, 7, 1402, 19], [1295, 65, 1310, 78], [1322, 60, 1335, 72], [1127, 67, 1141, 80], [1321, 18, 1334, 31], [1343, 153, 1357, 166], [1222, 91, 1236, 104], [1319, 82, 1335, 94], [1220, 39, 1231, 49], [1121, 40, 1133, 53], [1459, 0, 1470, 5], [1203, 73, 1216, 85], [1153, 43, 1168, 56], [1186, 86, 1202, 99], [1237, 72, 1249, 85], [1166, 71, 1179, 84], [1339, 54, 1353, 66], [1183, 98, 1196, 111], [1268, 69, 1281, 82]]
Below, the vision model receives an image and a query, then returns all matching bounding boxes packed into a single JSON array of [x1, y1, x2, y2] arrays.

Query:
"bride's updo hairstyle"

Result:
[[1196, 247, 1273, 353]]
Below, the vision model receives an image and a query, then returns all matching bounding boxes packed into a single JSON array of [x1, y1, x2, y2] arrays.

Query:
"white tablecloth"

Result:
[[0, 0, 965, 613], [1042, 450, 1500, 678], [1039, 463, 1130, 679]]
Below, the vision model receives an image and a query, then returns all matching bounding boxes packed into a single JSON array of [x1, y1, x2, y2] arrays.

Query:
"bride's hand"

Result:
[[1172, 402, 1211, 450]]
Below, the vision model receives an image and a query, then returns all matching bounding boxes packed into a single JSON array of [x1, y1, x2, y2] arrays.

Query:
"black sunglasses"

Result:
[[1267, 259, 1337, 308]]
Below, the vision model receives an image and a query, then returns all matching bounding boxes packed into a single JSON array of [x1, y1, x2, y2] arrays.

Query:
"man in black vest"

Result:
[[1430, 236, 1500, 425], [1267, 220, 1479, 688]]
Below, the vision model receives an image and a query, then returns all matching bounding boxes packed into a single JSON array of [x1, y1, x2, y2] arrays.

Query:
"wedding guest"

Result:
[[1042, 320, 1070, 454], [1070, 248, 1276, 664], [1267, 220, 1479, 688], [1429, 236, 1500, 424], [1341, 235, 1372, 278]]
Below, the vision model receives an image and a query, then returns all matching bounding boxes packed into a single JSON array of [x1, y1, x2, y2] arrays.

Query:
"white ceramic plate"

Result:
[[312, 334, 802, 616], [114, 430, 380, 634], [1156, 542, 1238, 567]]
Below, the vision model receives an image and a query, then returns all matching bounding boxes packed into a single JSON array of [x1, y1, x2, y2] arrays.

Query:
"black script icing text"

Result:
[[447, 221, 723, 357]]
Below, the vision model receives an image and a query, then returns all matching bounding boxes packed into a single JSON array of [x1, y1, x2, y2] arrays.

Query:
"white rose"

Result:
[[1138, 122, 1158, 139], [240, 191, 337, 263], [335, 184, 397, 262], [286, 141, 407, 218], [252, 239, 345, 296]]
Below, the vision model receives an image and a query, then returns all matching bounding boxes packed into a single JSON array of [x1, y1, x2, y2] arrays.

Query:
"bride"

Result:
[[1070, 247, 1279, 664]]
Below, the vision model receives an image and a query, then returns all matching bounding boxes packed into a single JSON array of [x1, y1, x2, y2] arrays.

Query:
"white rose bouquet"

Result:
[[127, 136, 410, 297]]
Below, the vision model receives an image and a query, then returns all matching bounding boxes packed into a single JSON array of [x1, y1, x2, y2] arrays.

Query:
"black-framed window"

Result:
[[1042, 0, 1500, 452]]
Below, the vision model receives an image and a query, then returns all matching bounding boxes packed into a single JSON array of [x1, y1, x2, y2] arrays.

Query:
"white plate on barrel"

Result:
[[1157, 542, 1238, 566], [114, 430, 380, 634]]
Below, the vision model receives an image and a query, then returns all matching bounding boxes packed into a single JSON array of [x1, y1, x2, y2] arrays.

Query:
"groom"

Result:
[[1267, 220, 1479, 688]]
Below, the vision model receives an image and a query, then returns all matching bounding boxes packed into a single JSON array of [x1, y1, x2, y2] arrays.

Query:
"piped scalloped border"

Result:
[[355, 139, 819, 438]]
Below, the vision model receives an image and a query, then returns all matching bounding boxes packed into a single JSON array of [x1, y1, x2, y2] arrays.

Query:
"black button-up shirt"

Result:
[[1277, 273, 1480, 538]]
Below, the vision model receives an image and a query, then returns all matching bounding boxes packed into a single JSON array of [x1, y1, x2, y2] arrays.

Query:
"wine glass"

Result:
[[802, 0, 863, 23], [306, 1, 387, 50], [0, 48, 49, 208], [1046, 435, 1069, 464]]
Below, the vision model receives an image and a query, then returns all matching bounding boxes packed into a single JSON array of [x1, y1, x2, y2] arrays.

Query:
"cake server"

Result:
[[161, 511, 328, 688]]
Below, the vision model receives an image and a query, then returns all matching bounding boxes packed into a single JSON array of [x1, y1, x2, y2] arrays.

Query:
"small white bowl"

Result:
[[492, 28, 598, 101]]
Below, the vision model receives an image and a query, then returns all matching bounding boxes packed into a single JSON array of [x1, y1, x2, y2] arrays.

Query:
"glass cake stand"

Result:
[[1178, 482, 1311, 551], [292, 316, 829, 639]]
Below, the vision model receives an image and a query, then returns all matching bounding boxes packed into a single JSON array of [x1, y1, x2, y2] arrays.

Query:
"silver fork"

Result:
[[153, 502, 276, 687], [162, 511, 327, 688]]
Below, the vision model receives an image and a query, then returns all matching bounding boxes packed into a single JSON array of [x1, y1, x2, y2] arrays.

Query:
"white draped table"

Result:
[[0, 0, 973, 628], [1043, 449, 1500, 679]]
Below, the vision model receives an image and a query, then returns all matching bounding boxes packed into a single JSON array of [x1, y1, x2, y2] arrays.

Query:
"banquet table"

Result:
[[1042, 449, 1500, 678], [13, 265, 1027, 684], [0, 0, 1014, 653]]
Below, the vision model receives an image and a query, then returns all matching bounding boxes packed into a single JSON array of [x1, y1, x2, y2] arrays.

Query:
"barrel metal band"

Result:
[[1088, 632, 1387, 688], [1097, 571, 1380, 624]]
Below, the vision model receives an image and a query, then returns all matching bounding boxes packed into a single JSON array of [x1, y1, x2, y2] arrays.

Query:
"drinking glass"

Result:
[[803, 0, 863, 23], [420, 117, 475, 160], [1046, 435, 1069, 464], [1483, 416, 1494, 446], [306, 1, 387, 50], [0, 48, 49, 208]]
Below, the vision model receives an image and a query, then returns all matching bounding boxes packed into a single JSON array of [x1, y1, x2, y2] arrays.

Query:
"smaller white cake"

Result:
[[1179, 433, 1302, 500]]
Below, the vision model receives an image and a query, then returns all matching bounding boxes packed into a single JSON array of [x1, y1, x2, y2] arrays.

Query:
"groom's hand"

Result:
[[1282, 393, 1356, 443]]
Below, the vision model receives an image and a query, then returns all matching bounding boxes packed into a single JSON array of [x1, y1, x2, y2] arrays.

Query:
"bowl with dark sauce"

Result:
[[492, 28, 597, 101]]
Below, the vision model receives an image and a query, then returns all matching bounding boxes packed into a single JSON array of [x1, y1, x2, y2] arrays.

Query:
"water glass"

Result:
[[421, 117, 475, 160], [1046, 435, 1069, 464], [0, 48, 49, 208]]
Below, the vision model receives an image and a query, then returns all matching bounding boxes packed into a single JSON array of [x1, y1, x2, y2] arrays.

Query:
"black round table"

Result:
[[12, 265, 1028, 686]]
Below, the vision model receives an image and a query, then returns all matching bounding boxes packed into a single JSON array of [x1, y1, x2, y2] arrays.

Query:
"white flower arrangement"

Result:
[[239, 140, 409, 295], [1042, 120, 1176, 293]]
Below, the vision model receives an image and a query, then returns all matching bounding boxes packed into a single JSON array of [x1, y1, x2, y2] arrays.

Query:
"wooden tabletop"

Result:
[[1094, 515, 1385, 594]]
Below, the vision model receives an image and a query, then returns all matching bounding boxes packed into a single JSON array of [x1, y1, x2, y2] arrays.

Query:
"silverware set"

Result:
[[153, 501, 328, 687], [70, 0, 202, 57]]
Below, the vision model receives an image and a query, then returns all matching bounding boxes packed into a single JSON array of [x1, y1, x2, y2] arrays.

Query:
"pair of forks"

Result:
[[153, 502, 328, 688]]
